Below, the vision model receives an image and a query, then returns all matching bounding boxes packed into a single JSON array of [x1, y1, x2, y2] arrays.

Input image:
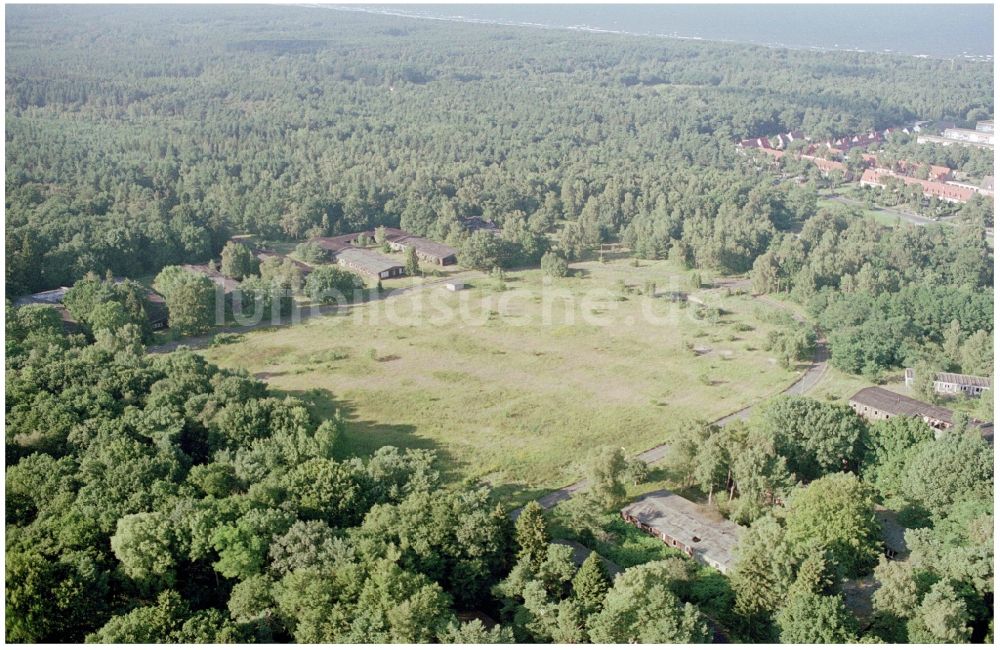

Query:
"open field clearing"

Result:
[[202, 258, 800, 504]]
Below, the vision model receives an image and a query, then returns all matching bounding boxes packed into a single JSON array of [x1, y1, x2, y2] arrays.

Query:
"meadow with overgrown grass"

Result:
[[201, 258, 801, 504]]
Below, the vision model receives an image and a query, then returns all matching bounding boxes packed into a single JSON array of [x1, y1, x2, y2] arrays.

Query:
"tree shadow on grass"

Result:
[[644, 465, 679, 485], [271, 386, 463, 485]]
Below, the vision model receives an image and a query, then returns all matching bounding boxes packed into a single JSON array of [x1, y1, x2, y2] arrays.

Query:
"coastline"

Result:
[[310, 4, 994, 62]]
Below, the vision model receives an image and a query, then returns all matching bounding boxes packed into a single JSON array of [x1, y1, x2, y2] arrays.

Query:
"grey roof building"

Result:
[[333, 248, 405, 279], [14, 287, 70, 306], [620, 489, 745, 574], [849, 386, 993, 442], [387, 234, 458, 265], [180, 264, 240, 295], [904, 367, 991, 396]]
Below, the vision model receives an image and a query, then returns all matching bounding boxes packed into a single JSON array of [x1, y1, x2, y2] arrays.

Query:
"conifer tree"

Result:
[[514, 501, 549, 573], [571, 552, 611, 617], [404, 246, 420, 276]]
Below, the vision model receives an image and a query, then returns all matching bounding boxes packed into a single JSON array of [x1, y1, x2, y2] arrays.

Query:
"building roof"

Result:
[[311, 235, 359, 254], [312, 228, 456, 256], [860, 168, 883, 185], [860, 169, 975, 202], [801, 155, 847, 173], [181, 264, 240, 294], [894, 160, 952, 181], [934, 372, 991, 389], [621, 489, 745, 573], [850, 386, 955, 422], [849, 386, 993, 441], [918, 178, 975, 201], [144, 290, 168, 322], [390, 234, 458, 260], [333, 247, 404, 276], [552, 539, 622, 577], [15, 287, 71, 306]]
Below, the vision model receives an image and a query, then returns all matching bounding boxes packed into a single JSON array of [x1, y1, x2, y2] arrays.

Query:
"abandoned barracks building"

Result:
[[620, 489, 745, 574], [386, 233, 458, 266], [15, 283, 168, 332], [332, 247, 405, 280], [904, 368, 991, 397], [310, 227, 458, 277], [849, 386, 993, 442], [14, 287, 80, 333], [181, 264, 241, 296]]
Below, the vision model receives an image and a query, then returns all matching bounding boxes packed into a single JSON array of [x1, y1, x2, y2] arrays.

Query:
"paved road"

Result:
[[148, 272, 483, 354], [533, 284, 828, 511]]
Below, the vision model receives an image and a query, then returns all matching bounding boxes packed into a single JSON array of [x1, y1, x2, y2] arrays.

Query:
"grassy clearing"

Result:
[[810, 366, 871, 403], [817, 198, 902, 227], [201, 258, 799, 505]]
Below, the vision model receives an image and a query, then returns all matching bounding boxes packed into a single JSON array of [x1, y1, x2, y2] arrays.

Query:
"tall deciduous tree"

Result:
[[753, 396, 864, 481], [776, 591, 857, 643], [304, 266, 363, 304], [110, 512, 178, 589], [586, 561, 711, 643], [585, 446, 628, 510], [220, 241, 260, 280], [907, 582, 973, 644], [782, 473, 881, 578], [154, 268, 217, 335], [730, 514, 796, 639], [898, 434, 993, 519]]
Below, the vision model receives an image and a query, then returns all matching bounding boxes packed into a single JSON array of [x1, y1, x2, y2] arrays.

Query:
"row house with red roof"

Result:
[[860, 169, 975, 203]]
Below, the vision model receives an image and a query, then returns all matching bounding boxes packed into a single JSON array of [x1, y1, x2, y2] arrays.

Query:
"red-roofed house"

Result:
[[860, 169, 974, 203], [895, 160, 953, 182]]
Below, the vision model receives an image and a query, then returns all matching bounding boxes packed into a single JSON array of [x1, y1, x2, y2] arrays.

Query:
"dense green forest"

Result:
[[4, 4, 995, 644], [5, 5, 993, 295], [5, 302, 994, 642]]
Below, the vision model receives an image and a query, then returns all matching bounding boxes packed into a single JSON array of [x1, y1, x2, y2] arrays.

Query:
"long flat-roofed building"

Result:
[[620, 489, 745, 574], [941, 127, 994, 146], [180, 264, 240, 295], [333, 248, 404, 279], [905, 368, 991, 397], [310, 228, 458, 266], [849, 386, 993, 442], [14, 287, 71, 306], [387, 234, 458, 266], [14, 287, 80, 333]]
